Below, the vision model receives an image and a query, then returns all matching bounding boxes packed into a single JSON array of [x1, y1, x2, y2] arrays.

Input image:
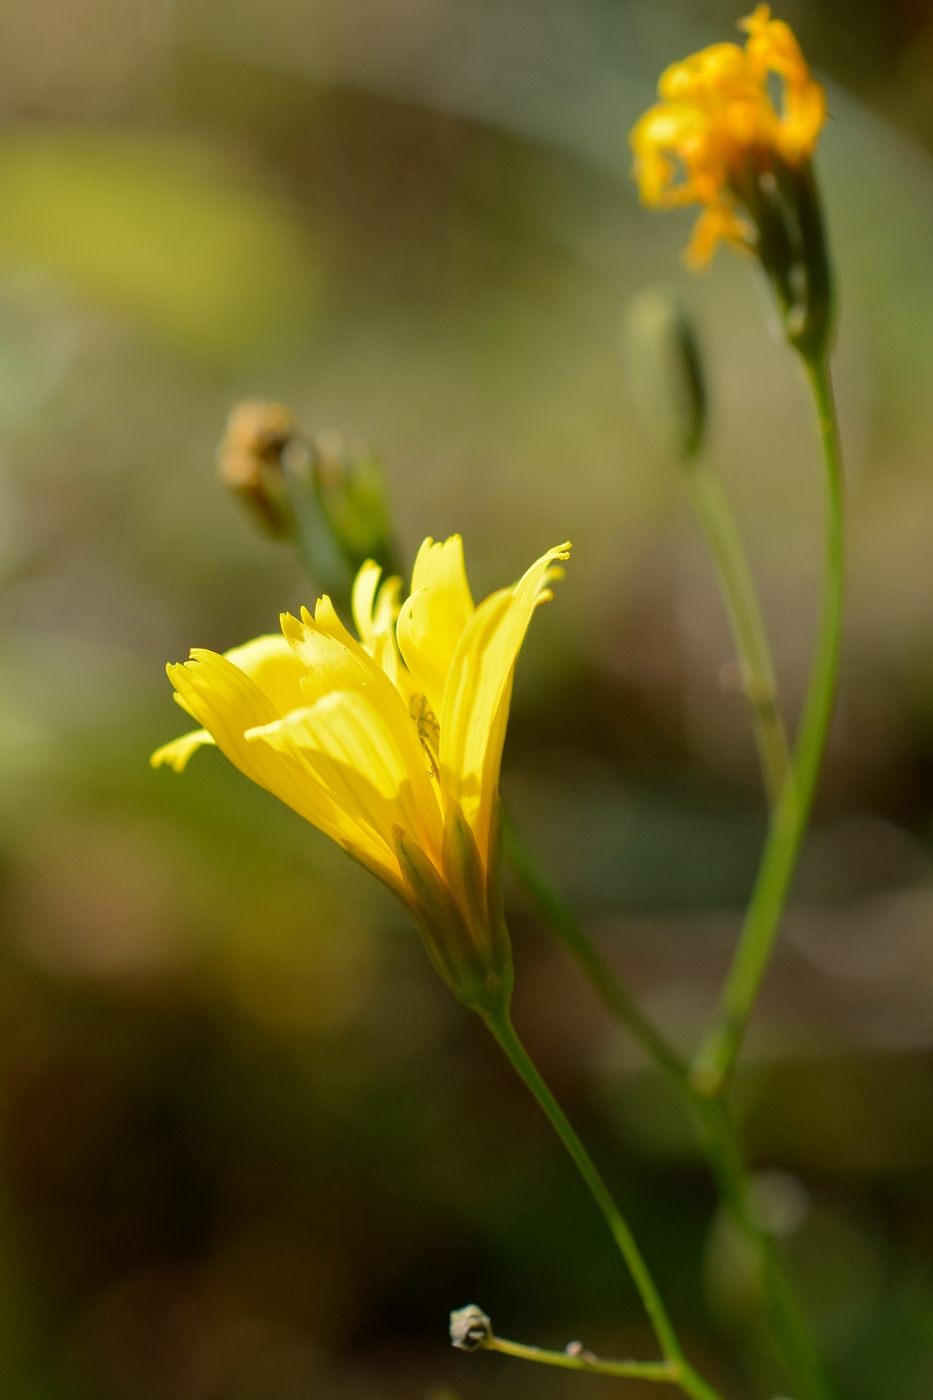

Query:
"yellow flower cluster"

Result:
[[630, 5, 826, 267], [153, 537, 569, 1012]]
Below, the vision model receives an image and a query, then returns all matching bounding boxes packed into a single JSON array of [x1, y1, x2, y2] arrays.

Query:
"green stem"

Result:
[[483, 1010, 728, 1400], [691, 356, 845, 1095], [503, 812, 688, 1086], [690, 1097, 836, 1400], [485, 1334, 680, 1382], [685, 459, 791, 807], [503, 826, 836, 1399]]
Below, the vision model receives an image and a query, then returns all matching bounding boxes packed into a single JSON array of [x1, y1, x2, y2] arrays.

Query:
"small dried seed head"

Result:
[[217, 400, 301, 539], [449, 1305, 492, 1352]]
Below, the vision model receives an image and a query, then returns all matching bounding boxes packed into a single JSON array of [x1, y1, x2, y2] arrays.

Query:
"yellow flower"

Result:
[[631, 6, 834, 357], [152, 536, 570, 1014], [631, 5, 825, 267]]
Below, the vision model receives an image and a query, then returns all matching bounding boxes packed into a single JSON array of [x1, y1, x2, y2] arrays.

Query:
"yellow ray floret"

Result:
[[152, 537, 570, 1010], [630, 5, 826, 266]]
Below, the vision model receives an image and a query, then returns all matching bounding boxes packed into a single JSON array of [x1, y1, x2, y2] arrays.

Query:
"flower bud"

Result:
[[216, 400, 300, 539], [217, 405, 397, 615], [449, 1305, 492, 1351], [623, 288, 707, 462], [310, 429, 402, 581]]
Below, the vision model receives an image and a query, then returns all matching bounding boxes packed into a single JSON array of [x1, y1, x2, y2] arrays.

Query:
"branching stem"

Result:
[[484, 1333, 681, 1382], [483, 1009, 728, 1400]]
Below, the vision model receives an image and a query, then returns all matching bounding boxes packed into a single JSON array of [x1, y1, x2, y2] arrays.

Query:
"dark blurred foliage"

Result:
[[3, 2, 933, 1398]]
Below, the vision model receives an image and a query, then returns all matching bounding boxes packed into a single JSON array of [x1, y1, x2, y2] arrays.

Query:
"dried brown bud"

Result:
[[217, 400, 303, 539]]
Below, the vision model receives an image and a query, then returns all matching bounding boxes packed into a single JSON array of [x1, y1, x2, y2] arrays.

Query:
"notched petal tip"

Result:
[[150, 729, 215, 773]]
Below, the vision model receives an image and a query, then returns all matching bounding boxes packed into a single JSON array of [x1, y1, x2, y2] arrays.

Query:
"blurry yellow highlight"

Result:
[[153, 537, 569, 1003], [0, 130, 318, 358], [630, 5, 826, 267]]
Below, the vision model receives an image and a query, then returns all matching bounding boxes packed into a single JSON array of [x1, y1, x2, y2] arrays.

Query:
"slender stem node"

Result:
[[486, 1333, 681, 1382]]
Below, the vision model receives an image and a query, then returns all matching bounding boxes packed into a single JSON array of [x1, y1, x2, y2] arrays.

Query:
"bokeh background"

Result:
[[3, 1, 933, 1396]]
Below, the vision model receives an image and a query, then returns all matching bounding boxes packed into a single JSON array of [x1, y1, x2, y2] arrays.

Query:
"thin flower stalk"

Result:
[[621, 12, 843, 1395], [484, 1011, 728, 1400], [508, 821, 834, 1400], [692, 356, 844, 1094]]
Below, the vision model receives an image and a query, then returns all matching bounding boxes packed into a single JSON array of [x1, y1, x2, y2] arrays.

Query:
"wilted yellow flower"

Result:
[[152, 537, 570, 1015], [631, 5, 825, 265], [630, 7, 832, 356]]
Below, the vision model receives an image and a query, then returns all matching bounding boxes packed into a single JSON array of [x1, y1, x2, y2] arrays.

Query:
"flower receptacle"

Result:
[[733, 155, 834, 360]]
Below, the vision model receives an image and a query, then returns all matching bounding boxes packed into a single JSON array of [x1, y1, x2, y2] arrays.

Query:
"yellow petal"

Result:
[[440, 543, 570, 863], [350, 560, 406, 694], [223, 633, 308, 715], [166, 651, 351, 843], [373, 574, 402, 635], [281, 602, 430, 788], [150, 728, 215, 772], [396, 535, 475, 719], [155, 634, 305, 776], [249, 687, 442, 866], [282, 609, 381, 703], [351, 561, 383, 648]]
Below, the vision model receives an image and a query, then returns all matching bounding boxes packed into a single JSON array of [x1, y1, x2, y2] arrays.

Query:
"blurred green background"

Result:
[[4, 1, 933, 1396]]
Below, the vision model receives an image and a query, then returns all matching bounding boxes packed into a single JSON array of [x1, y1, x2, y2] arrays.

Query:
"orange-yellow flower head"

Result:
[[631, 6, 833, 357], [152, 537, 570, 1017]]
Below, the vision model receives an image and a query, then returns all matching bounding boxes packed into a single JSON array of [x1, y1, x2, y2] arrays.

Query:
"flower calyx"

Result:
[[393, 797, 512, 1018]]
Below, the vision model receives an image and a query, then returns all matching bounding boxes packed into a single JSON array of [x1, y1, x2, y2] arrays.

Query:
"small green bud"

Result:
[[623, 288, 708, 462], [216, 403, 403, 617], [310, 429, 402, 580], [449, 1305, 492, 1351]]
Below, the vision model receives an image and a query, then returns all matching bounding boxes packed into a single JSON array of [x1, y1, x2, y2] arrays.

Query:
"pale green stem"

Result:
[[483, 1009, 728, 1400], [691, 356, 845, 1096], [685, 459, 791, 807], [503, 811, 689, 1086], [505, 818, 836, 1400], [689, 1095, 836, 1400], [484, 1334, 680, 1382]]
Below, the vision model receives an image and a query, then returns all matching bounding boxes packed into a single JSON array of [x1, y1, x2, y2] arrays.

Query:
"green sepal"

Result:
[[393, 823, 512, 1016], [442, 799, 489, 942], [732, 154, 834, 360], [484, 795, 514, 1000]]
